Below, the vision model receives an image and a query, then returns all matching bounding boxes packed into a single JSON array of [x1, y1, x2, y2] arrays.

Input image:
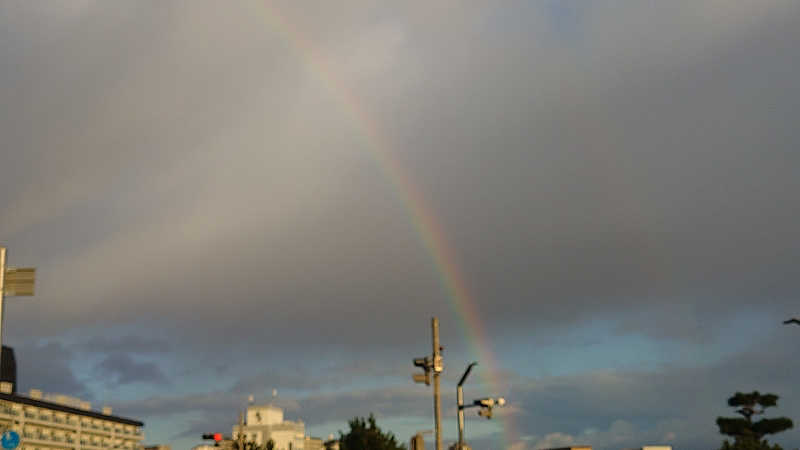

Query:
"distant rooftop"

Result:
[[0, 391, 143, 426]]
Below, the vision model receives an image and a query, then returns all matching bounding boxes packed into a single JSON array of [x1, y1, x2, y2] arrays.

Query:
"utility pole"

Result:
[[457, 362, 478, 450], [412, 317, 444, 450], [238, 410, 244, 450], [431, 318, 443, 450]]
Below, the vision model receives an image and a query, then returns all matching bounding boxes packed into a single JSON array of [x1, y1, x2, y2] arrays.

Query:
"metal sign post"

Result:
[[0, 247, 36, 383], [0, 248, 6, 371]]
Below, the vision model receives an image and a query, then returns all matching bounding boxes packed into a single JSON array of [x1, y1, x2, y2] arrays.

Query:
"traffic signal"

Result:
[[473, 397, 505, 420], [412, 357, 431, 386], [413, 357, 430, 369], [413, 372, 430, 385], [202, 433, 223, 442], [473, 398, 493, 408]]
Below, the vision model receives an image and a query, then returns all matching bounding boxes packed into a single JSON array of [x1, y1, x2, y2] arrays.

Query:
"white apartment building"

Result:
[[0, 383, 144, 450], [232, 405, 304, 450]]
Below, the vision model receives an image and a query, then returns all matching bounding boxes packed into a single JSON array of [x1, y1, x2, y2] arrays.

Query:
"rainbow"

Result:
[[254, 2, 517, 447]]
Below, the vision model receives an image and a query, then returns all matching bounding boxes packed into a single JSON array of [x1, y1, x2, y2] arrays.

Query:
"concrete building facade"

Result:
[[0, 383, 144, 450], [303, 437, 323, 450]]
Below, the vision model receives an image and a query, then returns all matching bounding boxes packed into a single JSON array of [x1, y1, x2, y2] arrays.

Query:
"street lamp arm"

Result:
[[458, 362, 478, 387]]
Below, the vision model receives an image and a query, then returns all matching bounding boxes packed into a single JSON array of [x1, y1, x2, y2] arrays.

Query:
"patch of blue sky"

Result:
[[495, 305, 781, 379], [496, 320, 691, 378]]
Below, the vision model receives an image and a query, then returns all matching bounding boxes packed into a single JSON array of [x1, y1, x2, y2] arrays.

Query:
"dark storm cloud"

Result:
[[83, 336, 170, 354], [114, 392, 249, 419], [227, 359, 419, 395], [117, 385, 432, 441], [16, 341, 90, 398], [117, 363, 424, 422], [386, 0, 800, 340], [95, 353, 169, 387], [1, 0, 798, 358]]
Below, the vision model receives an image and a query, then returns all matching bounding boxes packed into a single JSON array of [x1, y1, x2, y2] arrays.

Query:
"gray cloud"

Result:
[[1, 0, 797, 355], [83, 335, 170, 354], [505, 334, 800, 450], [114, 391, 247, 420], [16, 341, 90, 398], [95, 353, 169, 387]]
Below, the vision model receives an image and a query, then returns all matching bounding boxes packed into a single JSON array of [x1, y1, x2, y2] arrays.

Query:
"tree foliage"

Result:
[[717, 391, 793, 450], [338, 414, 405, 450]]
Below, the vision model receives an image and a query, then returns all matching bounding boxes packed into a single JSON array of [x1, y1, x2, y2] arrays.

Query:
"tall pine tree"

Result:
[[716, 391, 793, 450]]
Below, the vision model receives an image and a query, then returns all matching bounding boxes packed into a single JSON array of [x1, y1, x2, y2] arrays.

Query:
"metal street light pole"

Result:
[[457, 362, 478, 450], [431, 318, 443, 450]]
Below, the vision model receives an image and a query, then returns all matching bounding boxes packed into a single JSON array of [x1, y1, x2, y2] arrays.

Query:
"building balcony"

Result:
[[84, 427, 113, 437], [82, 443, 106, 450], [22, 433, 61, 444]]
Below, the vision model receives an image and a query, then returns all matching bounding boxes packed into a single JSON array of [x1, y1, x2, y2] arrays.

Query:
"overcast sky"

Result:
[[2, 1, 800, 449]]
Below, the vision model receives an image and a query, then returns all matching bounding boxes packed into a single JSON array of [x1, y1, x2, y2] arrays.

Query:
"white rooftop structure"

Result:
[[234, 404, 305, 450]]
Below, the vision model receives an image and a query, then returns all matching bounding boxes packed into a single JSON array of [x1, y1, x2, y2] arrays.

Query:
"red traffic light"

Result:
[[202, 433, 224, 442]]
